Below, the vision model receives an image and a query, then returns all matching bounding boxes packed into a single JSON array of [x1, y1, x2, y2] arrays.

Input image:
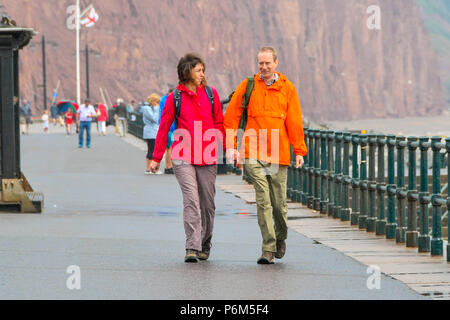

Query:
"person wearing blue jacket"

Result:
[[143, 94, 161, 174], [159, 88, 175, 174]]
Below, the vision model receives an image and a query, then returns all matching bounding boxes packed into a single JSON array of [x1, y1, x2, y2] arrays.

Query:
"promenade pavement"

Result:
[[0, 123, 428, 299]]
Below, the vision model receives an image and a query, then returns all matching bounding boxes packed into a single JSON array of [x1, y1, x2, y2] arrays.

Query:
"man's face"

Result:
[[257, 51, 278, 81]]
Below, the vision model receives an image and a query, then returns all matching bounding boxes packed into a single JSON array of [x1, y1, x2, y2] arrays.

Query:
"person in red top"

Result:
[[150, 53, 225, 263], [96, 103, 109, 136], [65, 110, 74, 135]]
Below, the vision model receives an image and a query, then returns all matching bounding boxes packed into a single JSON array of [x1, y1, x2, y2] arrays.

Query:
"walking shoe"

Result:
[[164, 168, 174, 174], [198, 241, 212, 261], [144, 170, 153, 175], [78, 145, 83, 148], [184, 249, 199, 263], [257, 251, 275, 264], [275, 240, 286, 259]]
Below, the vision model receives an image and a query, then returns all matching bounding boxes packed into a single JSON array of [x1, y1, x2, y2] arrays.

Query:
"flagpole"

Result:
[[76, 0, 81, 107]]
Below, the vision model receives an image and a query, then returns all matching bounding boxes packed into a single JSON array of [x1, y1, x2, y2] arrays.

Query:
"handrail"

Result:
[[286, 130, 450, 261]]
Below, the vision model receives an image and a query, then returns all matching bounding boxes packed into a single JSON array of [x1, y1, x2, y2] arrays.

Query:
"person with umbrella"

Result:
[[76, 99, 98, 148], [57, 100, 79, 134]]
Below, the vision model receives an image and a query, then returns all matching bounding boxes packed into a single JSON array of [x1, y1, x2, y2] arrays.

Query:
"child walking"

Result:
[[42, 110, 49, 134]]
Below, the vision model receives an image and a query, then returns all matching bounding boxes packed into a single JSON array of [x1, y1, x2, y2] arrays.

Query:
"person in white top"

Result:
[[76, 99, 97, 148], [42, 110, 49, 134]]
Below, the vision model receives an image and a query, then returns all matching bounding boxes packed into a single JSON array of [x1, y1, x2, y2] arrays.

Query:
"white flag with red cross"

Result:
[[80, 7, 99, 28]]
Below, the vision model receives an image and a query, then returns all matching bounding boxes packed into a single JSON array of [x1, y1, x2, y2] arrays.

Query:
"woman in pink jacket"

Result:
[[96, 103, 109, 136], [150, 53, 225, 263]]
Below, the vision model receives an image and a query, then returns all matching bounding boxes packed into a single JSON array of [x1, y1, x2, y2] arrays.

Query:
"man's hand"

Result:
[[295, 155, 304, 168], [226, 148, 240, 164], [150, 160, 160, 173]]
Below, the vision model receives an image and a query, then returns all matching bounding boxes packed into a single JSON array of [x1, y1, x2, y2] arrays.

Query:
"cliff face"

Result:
[[4, 0, 445, 121]]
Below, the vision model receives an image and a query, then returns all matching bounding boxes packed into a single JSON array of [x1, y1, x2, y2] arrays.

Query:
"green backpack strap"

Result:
[[242, 77, 254, 113], [236, 76, 255, 150]]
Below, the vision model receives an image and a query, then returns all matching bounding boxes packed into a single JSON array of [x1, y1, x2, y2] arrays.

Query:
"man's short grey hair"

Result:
[[258, 46, 278, 62]]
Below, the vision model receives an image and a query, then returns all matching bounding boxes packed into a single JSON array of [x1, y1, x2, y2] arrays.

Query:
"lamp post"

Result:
[[84, 44, 100, 99], [28, 36, 58, 111]]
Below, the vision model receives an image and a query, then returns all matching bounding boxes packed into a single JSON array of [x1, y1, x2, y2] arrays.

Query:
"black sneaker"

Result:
[[164, 168, 174, 174]]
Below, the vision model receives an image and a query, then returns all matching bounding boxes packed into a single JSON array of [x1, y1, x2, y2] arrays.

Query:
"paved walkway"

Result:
[[220, 179, 450, 300], [0, 123, 428, 299]]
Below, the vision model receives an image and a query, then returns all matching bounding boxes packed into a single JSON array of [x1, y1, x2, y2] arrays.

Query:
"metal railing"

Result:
[[126, 111, 144, 138], [285, 129, 450, 261]]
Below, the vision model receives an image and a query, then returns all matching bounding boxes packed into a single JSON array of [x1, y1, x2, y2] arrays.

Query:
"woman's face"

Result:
[[189, 63, 205, 88]]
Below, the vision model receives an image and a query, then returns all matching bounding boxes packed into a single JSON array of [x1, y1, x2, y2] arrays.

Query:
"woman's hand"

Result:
[[150, 160, 160, 173]]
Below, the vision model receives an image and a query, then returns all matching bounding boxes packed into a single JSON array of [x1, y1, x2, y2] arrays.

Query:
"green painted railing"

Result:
[[286, 129, 450, 261], [127, 112, 144, 138]]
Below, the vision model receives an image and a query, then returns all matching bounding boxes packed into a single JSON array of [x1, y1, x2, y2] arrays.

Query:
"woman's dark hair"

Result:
[[177, 53, 207, 85]]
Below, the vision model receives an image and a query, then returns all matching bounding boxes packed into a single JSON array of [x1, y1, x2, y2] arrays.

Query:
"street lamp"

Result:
[[28, 36, 58, 111]]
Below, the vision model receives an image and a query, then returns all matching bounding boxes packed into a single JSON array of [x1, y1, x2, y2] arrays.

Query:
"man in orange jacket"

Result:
[[224, 46, 307, 264]]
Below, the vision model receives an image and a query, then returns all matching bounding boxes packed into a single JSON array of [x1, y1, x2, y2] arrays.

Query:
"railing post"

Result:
[[350, 133, 360, 225], [359, 134, 368, 229], [418, 136, 431, 252], [313, 130, 321, 211], [294, 147, 302, 203], [386, 134, 397, 239], [334, 131, 343, 219], [446, 138, 450, 262], [301, 128, 310, 206], [287, 147, 294, 199], [430, 136, 443, 256], [327, 131, 335, 216], [376, 134, 387, 235], [307, 129, 315, 209], [406, 136, 419, 247], [320, 130, 328, 214], [396, 136, 407, 243], [367, 134, 377, 232], [341, 132, 351, 221]]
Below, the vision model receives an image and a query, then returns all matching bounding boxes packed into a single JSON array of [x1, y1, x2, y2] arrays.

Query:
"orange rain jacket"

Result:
[[223, 72, 307, 165]]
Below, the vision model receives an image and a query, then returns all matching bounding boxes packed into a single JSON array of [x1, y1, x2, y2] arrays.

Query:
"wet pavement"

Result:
[[0, 124, 428, 299]]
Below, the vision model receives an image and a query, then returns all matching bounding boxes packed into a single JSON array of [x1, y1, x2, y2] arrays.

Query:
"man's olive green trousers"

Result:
[[244, 159, 288, 252]]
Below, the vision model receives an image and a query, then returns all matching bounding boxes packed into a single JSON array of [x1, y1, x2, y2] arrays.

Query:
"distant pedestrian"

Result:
[[142, 94, 161, 175], [112, 102, 119, 134], [114, 99, 128, 137], [159, 88, 175, 174], [19, 99, 32, 135], [42, 110, 49, 134], [127, 100, 136, 113], [150, 53, 225, 263], [76, 99, 97, 148], [96, 103, 108, 136], [50, 102, 58, 125], [65, 110, 74, 135]]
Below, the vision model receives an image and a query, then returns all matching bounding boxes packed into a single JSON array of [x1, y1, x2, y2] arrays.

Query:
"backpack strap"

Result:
[[204, 86, 215, 117], [241, 77, 254, 113], [236, 76, 255, 151], [173, 89, 181, 128]]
